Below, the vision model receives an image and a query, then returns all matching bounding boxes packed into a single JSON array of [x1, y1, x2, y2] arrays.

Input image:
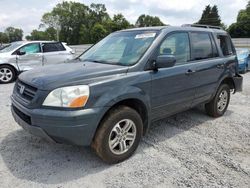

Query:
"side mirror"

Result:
[[155, 55, 176, 69], [16, 50, 26, 56], [70, 49, 76, 54]]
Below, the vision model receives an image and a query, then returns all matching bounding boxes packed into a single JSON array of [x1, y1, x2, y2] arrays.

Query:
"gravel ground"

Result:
[[0, 73, 250, 188]]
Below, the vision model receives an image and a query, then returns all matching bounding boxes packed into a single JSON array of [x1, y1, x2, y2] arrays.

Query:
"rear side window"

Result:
[[217, 35, 234, 56], [42, 42, 66, 53], [191, 32, 214, 60]]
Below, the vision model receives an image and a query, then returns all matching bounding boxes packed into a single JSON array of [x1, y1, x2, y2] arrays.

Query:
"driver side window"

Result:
[[159, 33, 190, 65], [19, 43, 41, 54]]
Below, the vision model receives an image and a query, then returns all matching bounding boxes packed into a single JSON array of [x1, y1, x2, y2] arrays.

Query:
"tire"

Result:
[[205, 84, 230, 117], [0, 65, 16, 84], [91, 106, 143, 164], [241, 65, 247, 74]]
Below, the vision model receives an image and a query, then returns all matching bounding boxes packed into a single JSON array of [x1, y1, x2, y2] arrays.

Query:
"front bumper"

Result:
[[11, 96, 108, 146], [233, 74, 243, 92]]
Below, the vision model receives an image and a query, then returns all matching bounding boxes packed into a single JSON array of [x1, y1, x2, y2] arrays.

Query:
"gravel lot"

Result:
[[0, 73, 249, 188]]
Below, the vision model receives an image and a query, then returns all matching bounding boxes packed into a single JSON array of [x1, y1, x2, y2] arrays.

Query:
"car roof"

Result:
[[119, 26, 227, 34], [11, 41, 62, 45]]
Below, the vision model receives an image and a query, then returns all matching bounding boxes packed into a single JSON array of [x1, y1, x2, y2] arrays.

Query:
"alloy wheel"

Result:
[[0, 67, 13, 83], [217, 90, 228, 112], [108, 119, 137, 155]]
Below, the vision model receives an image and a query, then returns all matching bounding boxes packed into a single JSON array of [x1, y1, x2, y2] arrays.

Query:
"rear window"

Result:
[[42, 42, 66, 53], [217, 35, 234, 56], [191, 32, 214, 60]]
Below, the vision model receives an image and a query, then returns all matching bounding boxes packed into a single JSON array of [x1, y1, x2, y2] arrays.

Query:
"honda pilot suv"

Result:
[[11, 25, 243, 163]]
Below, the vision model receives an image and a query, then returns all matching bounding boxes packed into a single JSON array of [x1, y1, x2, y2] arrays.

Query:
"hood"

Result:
[[0, 52, 11, 63], [19, 60, 128, 90], [0, 52, 11, 57]]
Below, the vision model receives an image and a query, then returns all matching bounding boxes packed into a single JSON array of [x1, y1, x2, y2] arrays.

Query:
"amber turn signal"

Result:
[[69, 96, 88, 108]]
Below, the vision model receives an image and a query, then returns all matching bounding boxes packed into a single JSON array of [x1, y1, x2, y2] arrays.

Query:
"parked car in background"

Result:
[[0, 41, 75, 83], [236, 48, 250, 73], [0, 43, 10, 51]]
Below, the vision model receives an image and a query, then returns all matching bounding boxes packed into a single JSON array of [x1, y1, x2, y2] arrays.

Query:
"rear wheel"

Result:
[[91, 106, 143, 164], [205, 84, 230, 117], [0, 65, 16, 84]]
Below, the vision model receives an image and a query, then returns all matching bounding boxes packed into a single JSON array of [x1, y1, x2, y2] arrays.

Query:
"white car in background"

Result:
[[0, 41, 75, 83]]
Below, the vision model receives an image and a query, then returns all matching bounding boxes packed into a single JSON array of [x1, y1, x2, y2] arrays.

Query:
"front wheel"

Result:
[[92, 106, 143, 164], [0, 65, 16, 84], [205, 84, 230, 117]]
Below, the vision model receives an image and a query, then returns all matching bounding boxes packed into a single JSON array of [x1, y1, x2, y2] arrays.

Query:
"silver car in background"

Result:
[[0, 41, 75, 83]]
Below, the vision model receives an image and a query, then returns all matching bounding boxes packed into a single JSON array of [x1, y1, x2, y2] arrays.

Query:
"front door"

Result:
[[16, 43, 43, 71], [151, 32, 198, 120]]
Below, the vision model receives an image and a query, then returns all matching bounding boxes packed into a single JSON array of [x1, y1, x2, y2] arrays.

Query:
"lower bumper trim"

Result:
[[11, 106, 56, 143]]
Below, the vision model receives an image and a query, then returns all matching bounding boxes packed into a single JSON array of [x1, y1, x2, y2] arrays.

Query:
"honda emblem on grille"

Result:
[[19, 85, 25, 94]]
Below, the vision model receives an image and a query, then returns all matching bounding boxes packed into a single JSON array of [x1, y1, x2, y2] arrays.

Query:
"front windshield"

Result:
[[79, 31, 158, 66], [0, 42, 23, 53]]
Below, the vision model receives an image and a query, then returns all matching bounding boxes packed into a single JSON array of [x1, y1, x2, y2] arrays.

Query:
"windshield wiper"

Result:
[[81, 59, 105, 63], [80, 58, 127, 66]]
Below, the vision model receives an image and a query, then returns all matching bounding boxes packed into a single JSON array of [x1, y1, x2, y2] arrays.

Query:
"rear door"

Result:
[[42, 42, 71, 65], [16, 43, 43, 71], [150, 32, 198, 120], [191, 32, 235, 106]]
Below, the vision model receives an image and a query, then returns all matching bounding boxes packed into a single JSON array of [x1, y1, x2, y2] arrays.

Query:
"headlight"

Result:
[[43, 85, 89, 108], [238, 59, 245, 64]]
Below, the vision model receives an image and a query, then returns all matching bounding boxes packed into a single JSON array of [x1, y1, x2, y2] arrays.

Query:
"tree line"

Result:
[[1, 1, 250, 44]]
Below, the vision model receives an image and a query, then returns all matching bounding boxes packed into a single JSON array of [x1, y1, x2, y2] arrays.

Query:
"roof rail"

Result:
[[181, 24, 223, 30]]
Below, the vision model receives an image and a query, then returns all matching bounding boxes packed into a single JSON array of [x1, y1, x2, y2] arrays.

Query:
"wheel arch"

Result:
[[0, 63, 19, 76], [93, 98, 150, 142], [220, 77, 235, 91]]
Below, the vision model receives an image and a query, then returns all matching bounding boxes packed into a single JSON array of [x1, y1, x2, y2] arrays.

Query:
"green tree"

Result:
[[228, 1, 250, 37], [41, 1, 90, 44], [197, 5, 212, 25], [40, 2, 132, 44], [25, 27, 57, 41], [135, 14, 165, 27], [0, 32, 9, 43], [40, 13, 60, 40], [91, 23, 108, 43], [108, 14, 131, 32], [197, 5, 223, 27], [89, 3, 110, 24], [26, 30, 47, 40], [5, 27, 23, 42]]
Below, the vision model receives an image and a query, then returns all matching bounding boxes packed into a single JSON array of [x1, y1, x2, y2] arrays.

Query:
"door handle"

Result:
[[185, 69, 196, 75], [216, 64, 224, 69]]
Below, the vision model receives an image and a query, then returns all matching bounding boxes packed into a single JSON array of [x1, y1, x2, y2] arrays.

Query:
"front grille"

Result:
[[16, 80, 37, 102], [12, 105, 31, 125]]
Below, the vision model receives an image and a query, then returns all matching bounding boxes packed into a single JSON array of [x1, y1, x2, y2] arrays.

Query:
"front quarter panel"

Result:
[[87, 71, 152, 114], [0, 55, 19, 71]]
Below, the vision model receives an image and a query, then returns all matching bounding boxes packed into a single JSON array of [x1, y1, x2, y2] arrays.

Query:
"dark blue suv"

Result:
[[11, 25, 243, 163]]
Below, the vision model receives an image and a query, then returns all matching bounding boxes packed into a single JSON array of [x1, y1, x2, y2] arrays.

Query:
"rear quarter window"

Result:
[[217, 35, 234, 56]]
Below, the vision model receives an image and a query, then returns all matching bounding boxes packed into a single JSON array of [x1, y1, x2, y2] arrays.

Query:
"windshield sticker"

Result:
[[135, 33, 156, 39]]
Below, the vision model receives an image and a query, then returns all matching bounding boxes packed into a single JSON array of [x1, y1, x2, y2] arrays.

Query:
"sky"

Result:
[[0, 0, 248, 36]]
